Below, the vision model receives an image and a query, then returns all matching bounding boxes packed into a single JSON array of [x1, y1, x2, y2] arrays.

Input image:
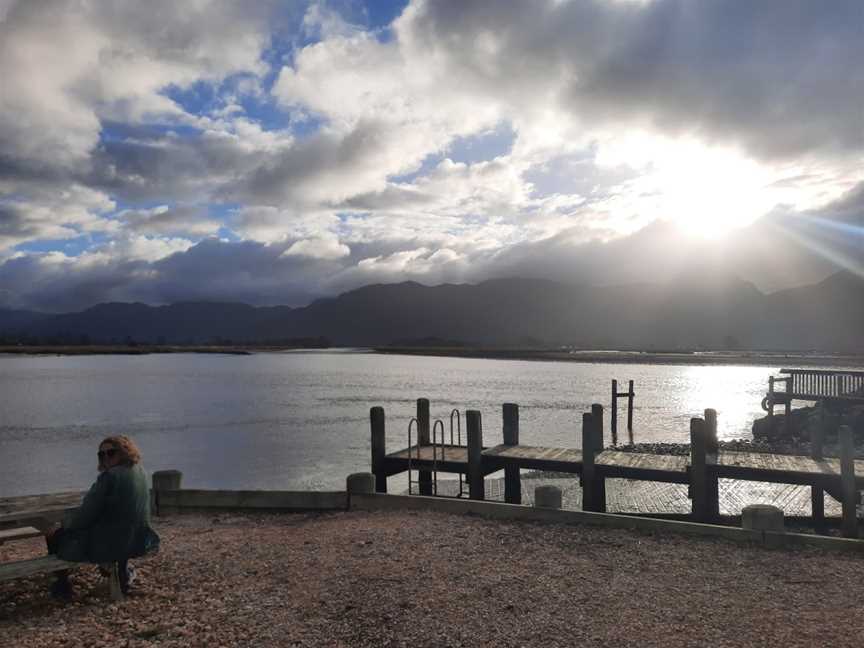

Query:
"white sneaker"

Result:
[[126, 564, 137, 587]]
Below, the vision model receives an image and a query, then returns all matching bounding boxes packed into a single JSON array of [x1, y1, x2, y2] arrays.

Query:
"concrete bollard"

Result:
[[151, 470, 183, 517], [346, 472, 375, 495], [742, 504, 785, 533], [534, 485, 563, 509]]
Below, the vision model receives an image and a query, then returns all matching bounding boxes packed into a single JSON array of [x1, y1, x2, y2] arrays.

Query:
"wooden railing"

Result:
[[779, 369, 864, 401]]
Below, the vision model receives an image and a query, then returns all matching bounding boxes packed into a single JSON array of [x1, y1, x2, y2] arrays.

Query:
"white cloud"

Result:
[[282, 236, 350, 260]]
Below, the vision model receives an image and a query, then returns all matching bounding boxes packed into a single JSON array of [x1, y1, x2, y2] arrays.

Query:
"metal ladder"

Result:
[[407, 408, 468, 497]]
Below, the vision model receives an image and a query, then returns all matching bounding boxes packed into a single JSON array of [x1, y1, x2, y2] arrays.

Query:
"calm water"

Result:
[[0, 351, 782, 497]]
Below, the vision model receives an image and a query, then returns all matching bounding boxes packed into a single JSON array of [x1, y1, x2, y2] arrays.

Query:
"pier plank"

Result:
[[387, 445, 469, 463], [483, 444, 582, 464], [385, 443, 863, 490]]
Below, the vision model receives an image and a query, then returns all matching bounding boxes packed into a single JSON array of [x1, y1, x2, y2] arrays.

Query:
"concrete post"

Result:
[[742, 504, 785, 532], [346, 472, 375, 495], [151, 470, 182, 517], [534, 485, 562, 509]]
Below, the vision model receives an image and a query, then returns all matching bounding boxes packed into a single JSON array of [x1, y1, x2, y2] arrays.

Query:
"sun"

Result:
[[596, 133, 794, 240]]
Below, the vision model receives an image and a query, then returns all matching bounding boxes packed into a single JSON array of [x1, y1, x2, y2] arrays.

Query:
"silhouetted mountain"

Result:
[[0, 308, 51, 330], [1, 272, 862, 351]]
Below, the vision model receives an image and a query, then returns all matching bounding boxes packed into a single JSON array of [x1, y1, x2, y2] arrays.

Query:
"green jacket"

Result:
[[56, 463, 160, 563]]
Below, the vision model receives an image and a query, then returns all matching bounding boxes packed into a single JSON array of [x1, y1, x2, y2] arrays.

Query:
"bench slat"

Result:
[[0, 527, 41, 544], [0, 556, 77, 581]]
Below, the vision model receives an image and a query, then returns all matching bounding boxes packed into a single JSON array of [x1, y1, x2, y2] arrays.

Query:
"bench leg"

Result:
[[49, 569, 73, 600], [109, 563, 124, 601]]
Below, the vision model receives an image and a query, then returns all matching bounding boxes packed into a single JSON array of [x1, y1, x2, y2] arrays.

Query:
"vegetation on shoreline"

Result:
[[375, 346, 864, 368], [0, 343, 328, 356]]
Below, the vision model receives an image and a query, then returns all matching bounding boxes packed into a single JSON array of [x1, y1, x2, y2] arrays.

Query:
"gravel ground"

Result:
[[2, 510, 863, 648]]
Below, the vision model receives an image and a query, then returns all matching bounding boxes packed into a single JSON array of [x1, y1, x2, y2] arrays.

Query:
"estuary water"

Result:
[[0, 350, 782, 497]]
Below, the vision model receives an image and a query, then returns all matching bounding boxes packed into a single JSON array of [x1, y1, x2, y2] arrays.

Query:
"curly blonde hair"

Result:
[[99, 435, 142, 465]]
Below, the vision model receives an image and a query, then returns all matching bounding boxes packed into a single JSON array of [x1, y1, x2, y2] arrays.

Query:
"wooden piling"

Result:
[[627, 380, 634, 442], [611, 380, 618, 446], [810, 403, 825, 529], [811, 486, 825, 530], [839, 425, 859, 539], [581, 412, 598, 512], [767, 376, 775, 432], [704, 408, 719, 521], [502, 403, 521, 504], [416, 398, 433, 496], [466, 410, 485, 501], [812, 402, 825, 461], [689, 418, 708, 523], [593, 407, 606, 512], [370, 406, 387, 493], [591, 403, 604, 450]]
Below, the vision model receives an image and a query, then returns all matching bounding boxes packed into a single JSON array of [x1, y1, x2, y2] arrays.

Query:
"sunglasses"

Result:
[[97, 448, 118, 460]]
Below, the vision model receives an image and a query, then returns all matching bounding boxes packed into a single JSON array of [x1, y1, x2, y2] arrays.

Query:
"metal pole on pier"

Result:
[[612, 379, 636, 446], [627, 380, 635, 442]]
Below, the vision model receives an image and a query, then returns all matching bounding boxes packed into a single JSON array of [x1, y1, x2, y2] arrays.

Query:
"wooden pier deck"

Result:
[[371, 398, 864, 538], [386, 445, 864, 486]]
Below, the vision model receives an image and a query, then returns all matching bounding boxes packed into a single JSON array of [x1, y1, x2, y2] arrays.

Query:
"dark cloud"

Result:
[[405, 0, 864, 160], [0, 238, 336, 311], [119, 205, 220, 237]]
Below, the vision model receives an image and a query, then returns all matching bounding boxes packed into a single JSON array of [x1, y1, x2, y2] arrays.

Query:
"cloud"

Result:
[[1, 179, 860, 312], [0, 1, 272, 179], [399, 0, 864, 160], [282, 236, 350, 260], [117, 205, 220, 237], [0, 0, 861, 311], [0, 185, 116, 251]]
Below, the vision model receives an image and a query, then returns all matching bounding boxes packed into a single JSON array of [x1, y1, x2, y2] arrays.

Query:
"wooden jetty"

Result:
[[371, 399, 863, 538], [765, 368, 864, 437]]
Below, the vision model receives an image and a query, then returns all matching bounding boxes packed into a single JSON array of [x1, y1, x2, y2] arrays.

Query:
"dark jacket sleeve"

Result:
[[63, 471, 113, 531]]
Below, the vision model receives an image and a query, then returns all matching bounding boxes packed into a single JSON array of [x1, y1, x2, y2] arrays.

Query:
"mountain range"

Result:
[[1, 271, 862, 351]]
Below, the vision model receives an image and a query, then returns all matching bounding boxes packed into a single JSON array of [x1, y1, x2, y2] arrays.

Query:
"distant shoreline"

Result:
[[373, 347, 864, 368], [0, 345, 301, 356], [2, 345, 863, 368]]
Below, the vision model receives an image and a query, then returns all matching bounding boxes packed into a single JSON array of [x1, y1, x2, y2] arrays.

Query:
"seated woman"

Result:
[[43, 435, 160, 598]]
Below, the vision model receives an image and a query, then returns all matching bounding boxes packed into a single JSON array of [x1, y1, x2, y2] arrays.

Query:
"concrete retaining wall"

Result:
[[156, 489, 347, 514], [349, 492, 864, 554]]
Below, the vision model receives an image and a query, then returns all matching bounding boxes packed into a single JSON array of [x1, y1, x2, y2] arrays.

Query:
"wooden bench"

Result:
[[0, 526, 42, 545], [0, 555, 124, 600], [0, 555, 78, 581]]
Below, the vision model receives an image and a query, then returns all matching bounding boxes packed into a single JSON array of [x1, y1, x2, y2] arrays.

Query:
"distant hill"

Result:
[[1, 271, 862, 351], [0, 308, 51, 330]]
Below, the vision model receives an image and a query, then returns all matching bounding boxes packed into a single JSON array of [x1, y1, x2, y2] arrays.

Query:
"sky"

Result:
[[0, 0, 862, 312]]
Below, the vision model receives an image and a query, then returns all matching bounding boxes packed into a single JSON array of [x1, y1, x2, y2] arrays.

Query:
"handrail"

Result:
[[780, 369, 864, 377], [406, 417, 419, 495], [450, 408, 466, 498], [769, 369, 864, 403], [432, 419, 445, 496]]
